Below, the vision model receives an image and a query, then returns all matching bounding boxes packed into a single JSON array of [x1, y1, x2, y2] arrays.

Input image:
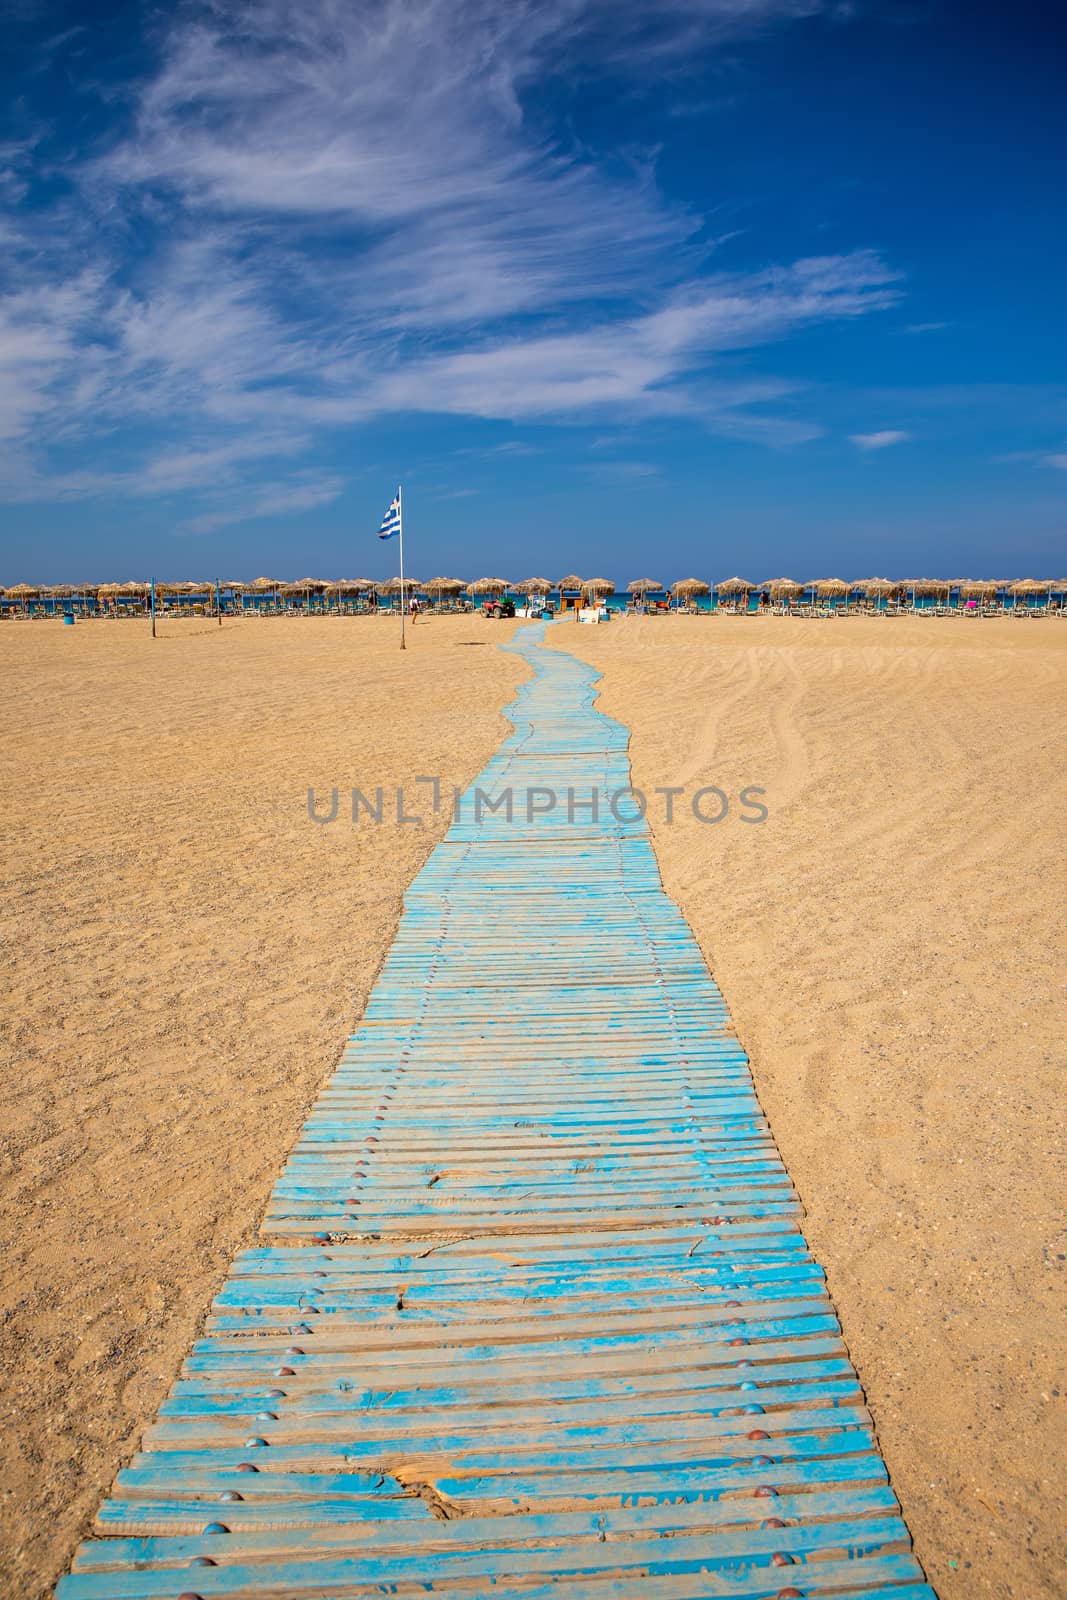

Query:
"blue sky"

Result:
[[1, 0, 1064, 582]]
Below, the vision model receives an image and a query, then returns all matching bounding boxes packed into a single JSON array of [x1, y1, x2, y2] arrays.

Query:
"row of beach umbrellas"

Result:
[[3, 575, 1065, 599]]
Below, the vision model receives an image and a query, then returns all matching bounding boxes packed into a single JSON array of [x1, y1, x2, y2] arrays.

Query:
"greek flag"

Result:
[[377, 489, 401, 540]]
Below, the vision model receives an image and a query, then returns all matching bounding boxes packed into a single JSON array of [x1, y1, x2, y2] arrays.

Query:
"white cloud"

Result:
[[181, 475, 345, 535], [850, 429, 911, 450], [1, 0, 899, 526], [1041, 451, 1067, 470]]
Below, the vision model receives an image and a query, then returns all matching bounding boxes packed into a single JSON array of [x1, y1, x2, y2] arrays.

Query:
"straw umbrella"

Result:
[[468, 577, 510, 595], [808, 577, 848, 612], [1010, 578, 1049, 612], [514, 578, 553, 595], [851, 577, 898, 595], [850, 577, 899, 612], [7, 583, 38, 613], [715, 576, 752, 613], [582, 578, 614, 595], [669, 578, 709, 612], [909, 578, 950, 595], [764, 578, 802, 596], [627, 578, 661, 594], [426, 576, 465, 596]]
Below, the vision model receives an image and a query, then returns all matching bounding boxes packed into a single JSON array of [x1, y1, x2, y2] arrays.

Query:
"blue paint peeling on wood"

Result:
[[58, 622, 933, 1598]]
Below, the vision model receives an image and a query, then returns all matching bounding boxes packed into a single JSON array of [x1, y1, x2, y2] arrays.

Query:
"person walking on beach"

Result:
[[409, 594, 420, 624]]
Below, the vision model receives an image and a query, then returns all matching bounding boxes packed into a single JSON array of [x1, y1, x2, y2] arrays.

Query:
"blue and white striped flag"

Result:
[[377, 489, 401, 540]]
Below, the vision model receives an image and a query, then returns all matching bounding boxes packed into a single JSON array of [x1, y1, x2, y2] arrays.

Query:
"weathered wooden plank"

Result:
[[60, 622, 931, 1598]]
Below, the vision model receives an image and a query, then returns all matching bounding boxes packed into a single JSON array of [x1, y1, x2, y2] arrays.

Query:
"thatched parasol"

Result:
[[377, 576, 421, 594], [249, 576, 280, 591], [46, 585, 75, 597], [1009, 578, 1048, 595], [811, 578, 850, 597], [851, 577, 899, 595], [426, 576, 465, 595], [468, 577, 510, 595], [96, 582, 122, 595], [763, 577, 803, 597], [671, 578, 710, 597], [959, 580, 997, 598], [906, 578, 950, 596], [326, 578, 372, 593], [716, 576, 752, 594], [7, 583, 38, 599], [557, 574, 584, 591], [582, 578, 615, 596], [627, 578, 661, 594], [514, 577, 553, 595]]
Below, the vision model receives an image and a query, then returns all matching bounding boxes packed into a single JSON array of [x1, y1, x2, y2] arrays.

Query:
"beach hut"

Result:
[[556, 574, 585, 613], [715, 576, 753, 614]]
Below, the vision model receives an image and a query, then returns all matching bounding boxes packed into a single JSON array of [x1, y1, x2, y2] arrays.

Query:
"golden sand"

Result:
[[558, 613, 1066, 1600], [0, 613, 526, 1598], [1, 610, 1063, 1599]]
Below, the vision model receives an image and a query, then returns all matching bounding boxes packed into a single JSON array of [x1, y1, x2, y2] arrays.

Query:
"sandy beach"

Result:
[[0, 613, 526, 1599], [559, 613, 1066, 1600], [0, 610, 1063, 1600]]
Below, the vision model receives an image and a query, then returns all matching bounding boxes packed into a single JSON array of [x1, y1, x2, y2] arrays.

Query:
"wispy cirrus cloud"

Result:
[[1, 0, 897, 528], [850, 429, 911, 450]]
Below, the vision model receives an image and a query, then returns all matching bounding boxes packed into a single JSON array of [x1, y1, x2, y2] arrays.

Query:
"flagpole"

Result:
[[398, 484, 406, 651]]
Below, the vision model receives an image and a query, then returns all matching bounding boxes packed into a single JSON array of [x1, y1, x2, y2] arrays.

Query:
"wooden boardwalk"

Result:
[[59, 624, 933, 1599]]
